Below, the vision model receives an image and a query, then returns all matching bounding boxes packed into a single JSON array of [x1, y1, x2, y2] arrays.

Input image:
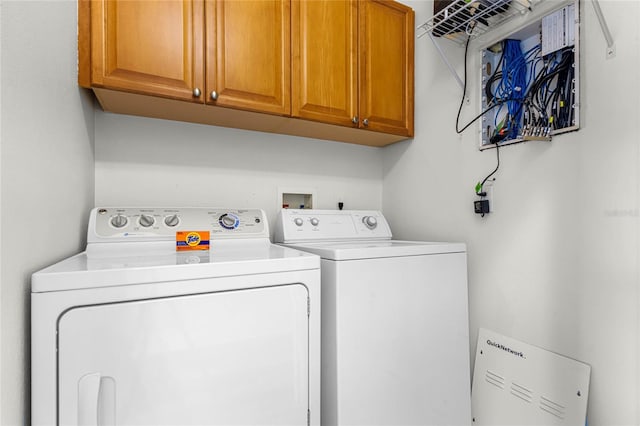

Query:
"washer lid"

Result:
[[31, 242, 319, 293], [282, 240, 466, 260]]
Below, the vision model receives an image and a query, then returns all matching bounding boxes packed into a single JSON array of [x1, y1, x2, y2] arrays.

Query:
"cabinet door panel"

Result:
[[292, 0, 357, 126], [91, 0, 204, 102], [207, 0, 291, 115], [359, 0, 414, 136]]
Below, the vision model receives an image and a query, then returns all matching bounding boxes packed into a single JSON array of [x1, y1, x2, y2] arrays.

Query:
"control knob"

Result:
[[110, 214, 128, 228], [139, 214, 155, 227], [294, 218, 304, 227], [310, 217, 319, 227], [219, 213, 239, 230], [362, 215, 377, 230], [164, 214, 180, 227]]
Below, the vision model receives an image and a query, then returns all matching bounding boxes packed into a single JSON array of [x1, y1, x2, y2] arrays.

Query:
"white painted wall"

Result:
[[384, 1, 640, 424], [94, 113, 384, 231], [0, 1, 95, 424], [0, 0, 4, 419], [1, 0, 637, 424]]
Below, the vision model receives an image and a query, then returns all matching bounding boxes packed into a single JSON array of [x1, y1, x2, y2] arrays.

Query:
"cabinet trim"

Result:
[[94, 88, 408, 147]]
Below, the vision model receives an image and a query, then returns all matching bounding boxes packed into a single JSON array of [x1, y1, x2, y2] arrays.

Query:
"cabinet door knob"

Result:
[[363, 118, 369, 126], [210, 91, 219, 101], [352, 116, 359, 124], [193, 88, 201, 97]]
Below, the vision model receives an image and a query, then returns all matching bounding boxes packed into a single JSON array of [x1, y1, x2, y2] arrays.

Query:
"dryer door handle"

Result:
[[78, 373, 116, 426]]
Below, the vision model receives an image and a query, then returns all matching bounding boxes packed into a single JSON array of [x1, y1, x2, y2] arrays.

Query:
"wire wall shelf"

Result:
[[417, 0, 534, 45]]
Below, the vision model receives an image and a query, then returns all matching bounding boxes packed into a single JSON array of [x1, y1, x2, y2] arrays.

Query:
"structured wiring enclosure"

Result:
[[479, 0, 580, 149]]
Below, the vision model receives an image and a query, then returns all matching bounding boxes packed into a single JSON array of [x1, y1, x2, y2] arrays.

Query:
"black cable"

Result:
[[476, 143, 500, 218], [457, 102, 500, 134], [457, 38, 532, 137], [525, 48, 573, 130], [455, 95, 524, 134], [455, 36, 472, 134], [477, 142, 500, 197], [456, 39, 531, 138]]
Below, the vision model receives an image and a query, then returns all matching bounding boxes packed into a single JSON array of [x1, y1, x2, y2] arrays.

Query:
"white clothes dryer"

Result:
[[32, 207, 320, 426], [275, 209, 471, 426]]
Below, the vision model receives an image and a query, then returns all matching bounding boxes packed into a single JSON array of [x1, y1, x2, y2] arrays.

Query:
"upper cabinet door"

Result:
[[292, 0, 358, 127], [359, 0, 414, 137], [87, 0, 204, 102], [206, 0, 291, 115]]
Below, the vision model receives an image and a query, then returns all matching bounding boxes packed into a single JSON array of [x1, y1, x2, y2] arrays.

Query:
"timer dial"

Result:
[[219, 213, 240, 230], [110, 214, 128, 228], [362, 216, 377, 229]]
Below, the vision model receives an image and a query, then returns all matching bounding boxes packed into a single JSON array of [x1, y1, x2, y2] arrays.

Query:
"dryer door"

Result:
[[58, 283, 309, 425]]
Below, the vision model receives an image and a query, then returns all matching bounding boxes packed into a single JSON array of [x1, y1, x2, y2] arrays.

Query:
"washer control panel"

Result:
[[275, 209, 392, 243], [89, 207, 268, 242]]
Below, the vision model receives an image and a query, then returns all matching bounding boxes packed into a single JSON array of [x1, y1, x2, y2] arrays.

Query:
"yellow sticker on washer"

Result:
[[176, 231, 210, 251]]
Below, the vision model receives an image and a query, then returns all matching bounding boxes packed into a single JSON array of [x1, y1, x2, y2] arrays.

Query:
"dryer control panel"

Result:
[[274, 209, 392, 243], [89, 207, 268, 243]]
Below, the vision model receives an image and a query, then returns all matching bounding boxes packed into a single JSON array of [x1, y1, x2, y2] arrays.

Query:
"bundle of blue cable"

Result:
[[498, 39, 527, 140]]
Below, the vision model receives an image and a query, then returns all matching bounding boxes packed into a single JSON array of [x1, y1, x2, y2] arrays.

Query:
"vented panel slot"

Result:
[[510, 382, 533, 403], [485, 370, 505, 389], [540, 395, 566, 419]]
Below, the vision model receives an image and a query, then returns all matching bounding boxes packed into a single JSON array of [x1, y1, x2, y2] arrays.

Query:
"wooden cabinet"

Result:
[[359, 0, 414, 137], [292, 0, 358, 127], [80, 0, 289, 114], [79, 0, 204, 102], [292, 0, 414, 137], [79, 0, 414, 146], [206, 0, 291, 115]]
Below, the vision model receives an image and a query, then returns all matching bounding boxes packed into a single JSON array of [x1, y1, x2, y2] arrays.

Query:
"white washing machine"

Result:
[[275, 209, 471, 426], [32, 207, 320, 426]]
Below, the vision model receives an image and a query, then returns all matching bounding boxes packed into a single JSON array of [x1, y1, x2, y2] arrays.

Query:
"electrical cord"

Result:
[[451, 37, 507, 217], [457, 102, 501, 134], [456, 38, 520, 135], [455, 36, 472, 134], [454, 38, 575, 218], [523, 47, 574, 133], [476, 142, 500, 217], [478, 142, 500, 195]]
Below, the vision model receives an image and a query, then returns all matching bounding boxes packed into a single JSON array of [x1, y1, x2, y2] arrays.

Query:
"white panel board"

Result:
[[472, 328, 590, 425]]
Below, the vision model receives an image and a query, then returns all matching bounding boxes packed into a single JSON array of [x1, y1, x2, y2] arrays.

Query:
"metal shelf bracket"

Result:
[[427, 32, 465, 90], [591, 0, 615, 59]]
